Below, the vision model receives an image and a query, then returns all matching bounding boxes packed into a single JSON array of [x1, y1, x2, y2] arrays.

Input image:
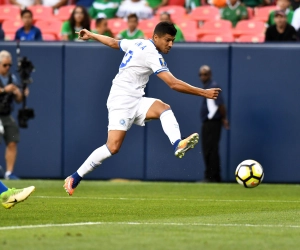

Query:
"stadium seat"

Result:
[[198, 20, 232, 37], [28, 6, 53, 21], [200, 34, 235, 42], [247, 7, 254, 19], [175, 20, 198, 41], [35, 19, 62, 39], [2, 20, 22, 33], [91, 19, 96, 31], [43, 33, 57, 41], [56, 5, 75, 21], [167, 0, 185, 6], [237, 34, 265, 43], [0, 5, 20, 22], [107, 18, 127, 36], [156, 6, 186, 20], [254, 6, 278, 22], [4, 33, 15, 41], [138, 18, 160, 38], [233, 20, 265, 37], [189, 6, 220, 22]]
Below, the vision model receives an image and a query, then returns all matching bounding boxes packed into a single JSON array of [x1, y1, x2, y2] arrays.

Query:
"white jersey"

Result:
[[110, 39, 169, 98]]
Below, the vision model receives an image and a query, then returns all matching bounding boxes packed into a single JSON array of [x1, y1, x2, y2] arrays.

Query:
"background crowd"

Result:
[[0, 0, 299, 43]]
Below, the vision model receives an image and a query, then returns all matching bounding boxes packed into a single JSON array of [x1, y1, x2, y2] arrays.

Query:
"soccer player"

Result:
[[0, 181, 35, 209], [63, 22, 221, 196]]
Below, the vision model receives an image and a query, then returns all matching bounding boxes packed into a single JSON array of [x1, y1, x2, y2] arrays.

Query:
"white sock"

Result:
[[160, 109, 181, 145], [77, 145, 112, 177], [5, 171, 11, 177]]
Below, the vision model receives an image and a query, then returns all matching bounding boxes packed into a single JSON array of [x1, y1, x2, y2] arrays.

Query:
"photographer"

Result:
[[0, 50, 28, 180]]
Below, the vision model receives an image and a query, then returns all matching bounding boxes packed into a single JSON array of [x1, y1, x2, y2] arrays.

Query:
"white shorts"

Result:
[[107, 96, 157, 131]]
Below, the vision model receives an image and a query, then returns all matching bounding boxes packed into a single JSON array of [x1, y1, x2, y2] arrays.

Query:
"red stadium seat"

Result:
[[107, 18, 127, 36], [167, 0, 185, 6], [233, 20, 265, 37], [200, 34, 235, 42], [35, 19, 62, 38], [4, 33, 15, 41], [28, 6, 53, 21], [156, 5, 186, 20], [198, 20, 232, 37], [138, 18, 160, 38], [0, 5, 20, 22], [237, 34, 265, 43], [175, 20, 198, 41], [42, 33, 57, 41], [247, 7, 254, 19], [91, 19, 96, 31], [254, 6, 278, 22], [2, 20, 22, 33], [189, 6, 220, 22], [56, 5, 76, 22]]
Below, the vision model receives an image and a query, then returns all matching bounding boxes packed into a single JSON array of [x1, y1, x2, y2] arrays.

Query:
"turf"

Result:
[[1, 180, 300, 250]]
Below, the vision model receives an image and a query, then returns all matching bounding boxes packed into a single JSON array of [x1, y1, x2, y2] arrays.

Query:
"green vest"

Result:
[[89, 0, 121, 19], [221, 4, 248, 27]]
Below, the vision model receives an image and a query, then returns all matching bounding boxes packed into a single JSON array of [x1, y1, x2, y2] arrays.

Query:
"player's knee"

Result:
[[106, 143, 121, 155], [159, 101, 170, 111]]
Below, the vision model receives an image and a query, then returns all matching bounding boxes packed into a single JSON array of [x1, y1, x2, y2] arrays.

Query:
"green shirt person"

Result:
[[92, 18, 114, 38], [147, 0, 168, 10], [268, 0, 294, 26], [89, 0, 121, 19], [160, 12, 185, 42], [117, 13, 144, 39], [221, 0, 248, 27], [61, 6, 91, 41], [241, 0, 262, 7]]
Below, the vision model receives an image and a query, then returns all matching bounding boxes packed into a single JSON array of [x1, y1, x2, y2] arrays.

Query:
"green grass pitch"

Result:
[[1, 180, 300, 250]]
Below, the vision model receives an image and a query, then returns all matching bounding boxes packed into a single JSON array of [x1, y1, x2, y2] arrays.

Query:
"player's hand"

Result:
[[204, 88, 221, 99], [76, 29, 92, 40]]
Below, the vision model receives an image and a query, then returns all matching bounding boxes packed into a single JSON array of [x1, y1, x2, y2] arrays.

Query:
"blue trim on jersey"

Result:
[[119, 40, 123, 51], [149, 39, 155, 45], [154, 68, 169, 75]]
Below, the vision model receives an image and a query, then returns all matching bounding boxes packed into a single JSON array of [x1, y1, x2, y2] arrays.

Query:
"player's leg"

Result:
[[145, 100, 199, 158], [0, 181, 35, 209], [64, 130, 127, 196]]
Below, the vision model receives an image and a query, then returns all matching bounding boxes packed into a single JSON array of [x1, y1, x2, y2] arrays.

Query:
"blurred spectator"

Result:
[[268, 0, 294, 26], [89, 0, 121, 19], [15, 9, 42, 41], [292, 7, 300, 37], [199, 65, 229, 183], [116, 0, 153, 19], [265, 10, 298, 41], [291, 0, 300, 10], [186, 0, 200, 12], [61, 6, 90, 41], [147, 0, 168, 11], [9, 0, 38, 9], [221, 0, 248, 27], [241, 0, 267, 8], [117, 14, 144, 39], [93, 18, 113, 37], [0, 26, 4, 41], [76, 0, 94, 8], [37, 0, 67, 10], [159, 12, 185, 42]]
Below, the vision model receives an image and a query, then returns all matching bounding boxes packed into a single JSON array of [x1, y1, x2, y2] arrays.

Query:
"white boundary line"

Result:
[[33, 196, 300, 203], [1, 221, 300, 231]]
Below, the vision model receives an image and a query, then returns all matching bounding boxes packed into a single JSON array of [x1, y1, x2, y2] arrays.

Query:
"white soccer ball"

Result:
[[235, 159, 264, 188]]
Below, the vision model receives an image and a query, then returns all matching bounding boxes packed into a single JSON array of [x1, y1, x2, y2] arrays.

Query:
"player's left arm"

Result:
[[77, 29, 120, 50], [157, 71, 221, 100]]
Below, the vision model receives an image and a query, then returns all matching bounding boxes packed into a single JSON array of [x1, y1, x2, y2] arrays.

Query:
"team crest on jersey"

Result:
[[159, 58, 167, 67], [119, 119, 126, 126]]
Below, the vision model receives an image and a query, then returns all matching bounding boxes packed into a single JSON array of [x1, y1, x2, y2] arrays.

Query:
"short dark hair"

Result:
[[154, 22, 177, 37], [127, 13, 138, 22], [160, 12, 171, 19], [21, 9, 33, 18], [96, 18, 106, 26]]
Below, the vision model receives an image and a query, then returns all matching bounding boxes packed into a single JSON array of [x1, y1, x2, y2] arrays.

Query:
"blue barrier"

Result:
[[0, 42, 299, 182]]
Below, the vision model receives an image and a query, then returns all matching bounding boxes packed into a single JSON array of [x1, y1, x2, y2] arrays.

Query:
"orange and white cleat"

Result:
[[174, 133, 199, 159], [63, 176, 77, 196]]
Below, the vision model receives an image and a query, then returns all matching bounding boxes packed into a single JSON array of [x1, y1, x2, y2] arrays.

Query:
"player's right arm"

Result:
[[76, 29, 120, 50], [157, 71, 221, 100]]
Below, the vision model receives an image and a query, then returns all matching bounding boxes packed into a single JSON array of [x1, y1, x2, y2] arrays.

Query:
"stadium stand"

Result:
[[43, 33, 57, 40], [175, 19, 198, 41], [35, 19, 62, 39], [4, 32, 14, 41], [254, 6, 278, 22], [156, 5, 186, 20], [247, 7, 254, 19], [237, 34, 265, 42], [0, 5, 20, 22], [190, 6, 220, 22], [107, 18, 127, 36], [138, 18, 160, 38], [28, 6, 54, 21], [233, 20, 266, 37], [56, 5, 76, 21], [167, 0, 185, 6], [2, 20, 22, 34], [198, 20, 233, 38], [200, 34, 235, 42]]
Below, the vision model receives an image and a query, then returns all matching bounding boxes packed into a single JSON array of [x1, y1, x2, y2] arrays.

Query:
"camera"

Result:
[[16, 43, 35, 128]]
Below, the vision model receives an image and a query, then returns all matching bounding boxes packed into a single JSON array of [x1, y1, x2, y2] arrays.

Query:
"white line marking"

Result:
[[1, 221, 300, 231], [33, 196, 300, 203]]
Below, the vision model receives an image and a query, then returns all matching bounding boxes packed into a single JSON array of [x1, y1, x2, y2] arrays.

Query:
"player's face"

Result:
[[154, 34, 175, 54], [0, 57, 12, 75]]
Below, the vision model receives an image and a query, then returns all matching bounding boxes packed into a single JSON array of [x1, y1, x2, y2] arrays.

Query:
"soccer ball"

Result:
[[235, 160, 264, 188]]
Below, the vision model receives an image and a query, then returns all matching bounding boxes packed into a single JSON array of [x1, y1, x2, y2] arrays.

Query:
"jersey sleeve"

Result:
[[118, 39, 136, 53], [145, 52, 169, 75]]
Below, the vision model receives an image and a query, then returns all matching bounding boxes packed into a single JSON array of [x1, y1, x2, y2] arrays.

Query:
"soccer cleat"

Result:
[[1, 186, 35, 209], [63, 176, 77, 196], [174, 133, 199, 159], [5, 173, 20, 180]]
